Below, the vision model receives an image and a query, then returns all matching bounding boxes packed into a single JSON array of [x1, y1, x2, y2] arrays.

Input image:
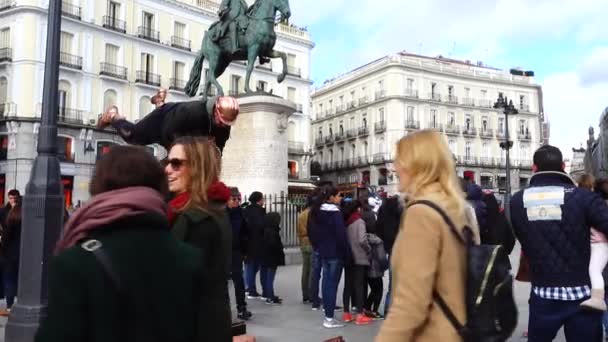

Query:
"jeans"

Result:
[[309, 251, 322, 306], [384, 263, 393, 316], [3, 260, 18, 308], [244, 259, 260, 294], [231, 251, 247, 311], [343, 265, 367, 313], [260, 266, 277, 299], [529, 293, 603, 342], [321, 258, 343, 319], [301, 245, 313, 301]]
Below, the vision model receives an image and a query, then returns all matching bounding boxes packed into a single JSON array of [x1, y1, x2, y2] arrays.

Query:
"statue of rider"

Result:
[[211, 0, 249, 52]]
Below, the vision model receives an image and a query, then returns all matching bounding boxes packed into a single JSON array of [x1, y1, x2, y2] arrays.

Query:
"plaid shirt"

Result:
[[532, 286, 591, 301]]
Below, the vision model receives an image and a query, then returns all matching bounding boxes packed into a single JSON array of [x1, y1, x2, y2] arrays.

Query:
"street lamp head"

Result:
[[493, 93, 506, 109]]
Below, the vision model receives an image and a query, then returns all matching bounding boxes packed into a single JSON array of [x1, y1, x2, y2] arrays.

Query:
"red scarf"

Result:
[[346, 211, 362, 226], [167, 181, 231, 224]]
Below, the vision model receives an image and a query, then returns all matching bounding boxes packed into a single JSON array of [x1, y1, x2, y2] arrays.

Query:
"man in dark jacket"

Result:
[[0, 189, 19, 226], [243, 191, 266, 299], [227, 188, 252, 320], [375, 195, 403, 316], [511, 145, 608, 342], [466, 182, 488, 232]]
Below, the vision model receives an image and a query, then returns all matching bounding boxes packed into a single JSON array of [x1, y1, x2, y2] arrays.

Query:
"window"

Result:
[[520, 95, 526, 110], [105, 44, 119, 65], [60, 31, 73, 53], [482, 117, 488, 131], [142, 12, 155, 29], [378, 80, 384, 91], [288, 121, 296, 142], [363, 141, 368, 156], [465, 114, 472, 130], [317, 127, 322, 138], [57, 136, 74, 163], [362, 114, 367, 127], [519, 120, 526, 135], [339, 121, 344, 136], [430, 109, 437, 128], [231, 75, 241, 94], [58, 80, 71, 110], [328, 124, 333, 136], [0, 28, 10, 49], [139, 96, 152, 119], [0, 135, 8, 160], [350, 90, 355, 102], [448, 140, 456, 155], [329, 149, 334, 163], [480, 89, 487, 99], [498, 118, 505, 133], [464, 87, 471, 98], [287, 53, 296, 67], [103, 89, 117, 110], [378, 108, 385, 122], [465, 141, 472, 159], [407, 106, 415, 122], [141, 53, 154, 73], [338, 95, 344, 107], [482, 143, 489, 158], [407, 78, 414, 90], [257, 80, 267, 92], [287, 87, 296, 102], [448, 85, 454, 97], [174, 22, 186, 38], [431, 82, 437, 95], [328, 99, 333, 110], [0, 77, 7, 107], [173, 61, 185, 81], [340, 147, 345, 161], [378, 138, 385, 154], [448, 112, 455, 126], [318, 103, 323, 115], [351, 144, 356, 159], [350, 117, 355, 129]]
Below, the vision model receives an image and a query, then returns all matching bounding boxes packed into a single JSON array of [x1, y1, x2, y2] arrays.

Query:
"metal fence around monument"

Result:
[[242, 192, 307, 248]]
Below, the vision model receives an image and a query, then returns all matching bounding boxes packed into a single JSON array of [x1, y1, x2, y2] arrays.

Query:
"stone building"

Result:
[[0, 0, 313, 205], [311, 52, 548, 195]]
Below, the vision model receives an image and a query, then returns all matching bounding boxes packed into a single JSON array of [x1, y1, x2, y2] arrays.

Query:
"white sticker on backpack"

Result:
[[523, 186, 565, 221]]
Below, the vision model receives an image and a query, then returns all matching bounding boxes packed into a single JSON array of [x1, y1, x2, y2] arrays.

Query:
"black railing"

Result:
[[171, 36, 191, 51], [60, 52, 83, 70], [170, 78, 186, 91], [286, 65, 301, 77], [103, 16, 127, 33], [346, 129, 357, 139], [346, 101, 356, 110], [100, 62, 128, 80], [357, 156, 370, 167], [520, 104, 530, 112], [429, 93, 442, 102], [462, 126, 477, 137], [324, 135, 333, 144], [0, 47, 11, 62], [371, 153, 388, 164], [358, 126, 369, 136], [518, 131, 532, 141], [58, 107, 84, 125], [135, 71, 161, 86], [315, 137, 324, 146], [405, 120, 420, 129], [138, 26, 160, 42], [62, 1, 81, 20], [374, 121, 386, 133], [480, 128, 494, 138], [0, 0, 16, 12], [446, 95, 458, 104]]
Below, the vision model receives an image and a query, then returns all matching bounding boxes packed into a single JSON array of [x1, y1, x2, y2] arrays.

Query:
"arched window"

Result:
[[287, 121, 296, 142], [103, 89, 117, 110], [58, 80, 71, 110], [139, 96, 152, 119]]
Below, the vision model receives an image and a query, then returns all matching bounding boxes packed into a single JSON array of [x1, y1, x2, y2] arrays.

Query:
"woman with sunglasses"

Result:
[[164, 136, 233, 342], [308, 186, 350, 329]]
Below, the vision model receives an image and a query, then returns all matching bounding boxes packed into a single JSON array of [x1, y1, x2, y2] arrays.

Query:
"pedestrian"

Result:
[[259, 212, 285, 305], [510, 145, 608, 342], [35, 145, 204, 342], [0, 189, 19, 225], [342, 201, 373, 325], [0, 196, 21, 316], [297, 193, 315, 304], [376, 130, 480, 342], [481, 193, 515, 255], [375, 195, 404, 317], [309, 185, 350, 329], [164, 136, 233, 342], [364, 224, 388, 320], [97, 89, 239, 152], [227, 187, 253, 320], [578, 173, 596, 191], [466, 182, 488, 236], [244, 191, 266, 299]]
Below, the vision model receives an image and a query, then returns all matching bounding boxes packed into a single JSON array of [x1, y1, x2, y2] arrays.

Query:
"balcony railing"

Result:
[[346, 101, 356, 110], [429, 93, 442, 102], [357, 156, 370, 167], [286, 65, 301, 77], [444, 124, 460, 135], [462, 126, 477, 137], [497, 130, 506, 139], [137, 26, 160, 43], [404, 88, 418, 98], [519, 159, 533, 169], [480, 157, 495, 166], [405, 120, 420, 129], [374, 121, 386, 133], [480, 129, 494, 139], [315, 137, 324, 146], [358, 96, 369, 106], [458, 156, 479, 166], [334, 132, 346, 142], [518, 131, 532, 141], [375, 90, 386, 101], [0, 102, 16, 118], [135, 71, 161, 86], [58, 152, 76, 163], [324, 135, 334, 144], [58, 107, 85, 125], [0, 0, 16, 12], [60, 52, 83, 70], [335, 104, 345, 114], [100, 62, 128, 80], [519, 104, 530, 112], [62, 1, 81, 20], [170, 78, 187, 91], [171, 36, 192, 51], [288, 141, 306, 154], [0, 47, 12, 62], [478, 99, 493, 108], [346, 129, 357, 139], [371, 153, 389, 164], [103, 16, 127, 33], [358, 126, 369, 137], [446, 95, 458, 105], [462, 98, 475, 107]]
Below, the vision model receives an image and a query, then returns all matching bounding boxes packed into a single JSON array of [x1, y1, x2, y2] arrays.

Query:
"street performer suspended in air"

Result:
[[97, 88, 239, 153]]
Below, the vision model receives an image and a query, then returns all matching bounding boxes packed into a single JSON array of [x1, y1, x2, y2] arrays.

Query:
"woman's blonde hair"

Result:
[[577, 173, 595, 191], [172, 136, 221, 212], [395, 130, 465, 215]]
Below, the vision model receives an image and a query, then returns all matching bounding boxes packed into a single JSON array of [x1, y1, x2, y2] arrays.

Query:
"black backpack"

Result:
[[409, 200, 518, 342]]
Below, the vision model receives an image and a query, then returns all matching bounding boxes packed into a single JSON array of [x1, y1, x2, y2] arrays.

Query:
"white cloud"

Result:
[[577, 47, 608, 87]]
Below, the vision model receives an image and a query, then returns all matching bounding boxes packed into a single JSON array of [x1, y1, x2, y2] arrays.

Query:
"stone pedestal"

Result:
[[221, 95, 296, 196]]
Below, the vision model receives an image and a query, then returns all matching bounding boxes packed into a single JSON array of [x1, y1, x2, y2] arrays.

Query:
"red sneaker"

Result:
[[355, 314, 373, 325], [342, 312, 354, 323]]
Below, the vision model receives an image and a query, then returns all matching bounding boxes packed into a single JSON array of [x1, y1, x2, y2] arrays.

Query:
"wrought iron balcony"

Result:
[[429, 93, 442, 102], [519, 104, 530, 112], [405, 120, 420, 130], [374, 121, 386, 133], [62, 1, 81, 20], [315, 137, 324, 146], [324, 135, 334, 144], [171, 36, 191, 51], [137, 26, 160, 43], [480, 157, 495, 166], [458, 155, 479, 166], [0, 47, 11, 62], [480, 128, 494, 139], [404, 88, 418, 98], [358, 126, 369, 137], [462, 126, 478, 137], [518, 131, 532, 141], [463, 98, 475, 107], [371, 153, 389, 164], [335, 104, 345, 114], [444, 124, 460, 135], [346, 101, 356, 110], [497, 130, 506, 139], [334, 132, 346, 142], [100, 62, 128, 80], [478, 99, 493, 108], [375, 90, 386, 101], [346, 128, 357, 139], [357, 156, 370, 167], [0, 0, 15, 12], [519, 159, 533, 169], [58, 107, 85, 125], [286, 65, 301, 77], [103, 16, 127, 33], [358, 96, 369, 106], [446, 95, 459, 105], [60, 52, 83, 70], [288, 141, 306, 154], [0, 102, 16, 118], [170, 78, 186, 91], [135, 71, 161, 86]]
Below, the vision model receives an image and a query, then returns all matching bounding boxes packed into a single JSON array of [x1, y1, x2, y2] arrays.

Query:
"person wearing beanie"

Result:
[[243, 191, 266, 298], [97, 88, 239, 153]]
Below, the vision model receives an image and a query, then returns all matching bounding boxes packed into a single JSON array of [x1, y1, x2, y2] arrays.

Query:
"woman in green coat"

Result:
[[36, 146, 204, 342], [164, 136, 233, 342]]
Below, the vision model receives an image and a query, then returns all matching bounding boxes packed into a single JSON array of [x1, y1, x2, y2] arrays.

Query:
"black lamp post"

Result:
[[494, 94, 518, 222], [5, 2, 64, 341]]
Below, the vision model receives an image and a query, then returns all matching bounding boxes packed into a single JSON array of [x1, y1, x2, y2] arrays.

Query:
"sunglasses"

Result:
[[162, 158, 188, 170]]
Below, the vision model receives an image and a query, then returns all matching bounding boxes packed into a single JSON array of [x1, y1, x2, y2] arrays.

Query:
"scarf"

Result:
[[167, 181, 232, 224], [346, 211, 362, 226], [55, 187, 168, 254]]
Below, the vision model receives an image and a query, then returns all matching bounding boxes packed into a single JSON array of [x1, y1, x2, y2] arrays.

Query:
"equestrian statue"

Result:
[[184, 0, 292, 101], [584, 107, 608, 178]]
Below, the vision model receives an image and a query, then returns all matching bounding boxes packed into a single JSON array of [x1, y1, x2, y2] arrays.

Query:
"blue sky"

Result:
[[289, 0, 608, 159]]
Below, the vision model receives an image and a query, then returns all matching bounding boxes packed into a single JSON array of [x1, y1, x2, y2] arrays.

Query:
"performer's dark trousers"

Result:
[[231, 251, 247, 311]]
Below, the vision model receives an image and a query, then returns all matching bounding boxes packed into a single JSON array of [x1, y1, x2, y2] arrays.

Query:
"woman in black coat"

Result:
[[259, 212, 285, 305], [0, 197, 21, 314], [482, 193, 515, 255]]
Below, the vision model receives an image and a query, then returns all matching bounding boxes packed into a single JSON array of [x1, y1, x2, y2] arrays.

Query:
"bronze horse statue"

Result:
[[184, 0, 292, 100]]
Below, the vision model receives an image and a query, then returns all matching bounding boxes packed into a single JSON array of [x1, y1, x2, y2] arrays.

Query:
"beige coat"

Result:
[[376, 183, 479, 342]]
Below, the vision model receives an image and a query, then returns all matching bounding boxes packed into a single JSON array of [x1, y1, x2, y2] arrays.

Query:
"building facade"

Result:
[[0, 0, 313, 205], [311, 52, 548, 195]]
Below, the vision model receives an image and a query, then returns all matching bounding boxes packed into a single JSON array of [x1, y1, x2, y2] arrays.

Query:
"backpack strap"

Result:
[[81, 240, 126, 293], [406, 200, 468, 337]]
